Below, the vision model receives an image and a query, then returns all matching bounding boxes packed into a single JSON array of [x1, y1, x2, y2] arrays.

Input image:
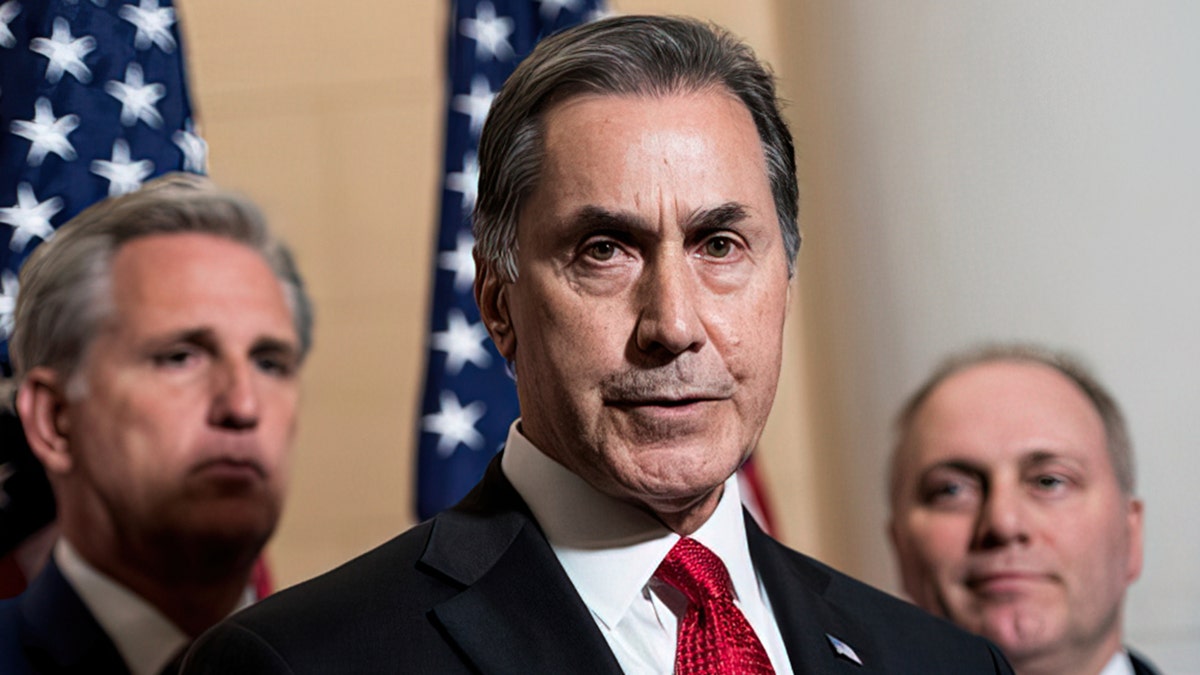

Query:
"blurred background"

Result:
[[168, 0, 1198, 669]]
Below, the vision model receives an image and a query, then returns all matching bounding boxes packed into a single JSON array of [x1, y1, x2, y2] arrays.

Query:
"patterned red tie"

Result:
[[654, 537, 776, 675]]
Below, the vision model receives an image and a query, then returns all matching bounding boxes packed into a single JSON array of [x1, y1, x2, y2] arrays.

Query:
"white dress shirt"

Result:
[[501, 421, 794, 675], [1098, 650, 1136, 675], [55, 539, 253, 675]]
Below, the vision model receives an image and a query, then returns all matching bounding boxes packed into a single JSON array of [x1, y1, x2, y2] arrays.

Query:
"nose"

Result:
[[209, 358, 260, 431], [634, 254, 707, 357], [971, 482, 1030, 550]]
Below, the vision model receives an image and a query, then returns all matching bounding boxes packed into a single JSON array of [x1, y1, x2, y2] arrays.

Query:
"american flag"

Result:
[[0, 0, 204, 594], [416, 0, 607, 520], [0, 0, 205, 368]]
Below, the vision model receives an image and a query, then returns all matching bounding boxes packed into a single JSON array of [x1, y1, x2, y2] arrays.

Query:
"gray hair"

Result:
[[10, 172, 313, 383], [473, 14, 800, 281], [891, 343, 1136, 499]]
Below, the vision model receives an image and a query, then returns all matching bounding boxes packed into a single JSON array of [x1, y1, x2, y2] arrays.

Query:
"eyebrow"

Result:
[[562, 202, 752, 237], [1020, 450, 1084, 471], [919, 450, 1083, 478], [147, 327, 299, 357], [684, 202, 751, 232], [920, 459, 985, 478]]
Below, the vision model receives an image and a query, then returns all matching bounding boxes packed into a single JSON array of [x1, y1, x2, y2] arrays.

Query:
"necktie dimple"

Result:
[[654, 537, 776, 675]]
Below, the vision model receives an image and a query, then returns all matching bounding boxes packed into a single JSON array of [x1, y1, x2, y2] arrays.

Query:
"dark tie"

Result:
[[654, 537, 776, 675]]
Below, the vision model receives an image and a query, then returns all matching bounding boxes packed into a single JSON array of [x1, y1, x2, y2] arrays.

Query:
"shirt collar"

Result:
[[1098, 650, 1136, 675], [501, 420, 756, 630], [55, 539, 254, 675]]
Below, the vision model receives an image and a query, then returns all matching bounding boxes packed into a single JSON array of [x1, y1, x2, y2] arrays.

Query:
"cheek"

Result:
[[260, 387, 301, 464], [906, 515, 973, 576]]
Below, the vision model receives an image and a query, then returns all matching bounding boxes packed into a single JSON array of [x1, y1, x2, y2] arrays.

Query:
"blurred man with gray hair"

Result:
[[889, 344, 1158, 675], [0, 174, 312, 674]]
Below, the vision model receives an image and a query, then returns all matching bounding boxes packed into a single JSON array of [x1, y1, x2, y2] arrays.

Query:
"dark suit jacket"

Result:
[[1131, 649, 1161, 675], [184, 459, 1012, 674], [0, 558, 130, 675]]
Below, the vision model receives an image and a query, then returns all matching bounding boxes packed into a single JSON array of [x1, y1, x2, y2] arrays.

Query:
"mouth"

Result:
[[192, 457, 267, 483], [606, 396, 725, 411], [965, 571, 1051, 597]]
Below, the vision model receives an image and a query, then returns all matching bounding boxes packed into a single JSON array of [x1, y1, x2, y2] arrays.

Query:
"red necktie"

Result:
[[654, 537, 776, 675]]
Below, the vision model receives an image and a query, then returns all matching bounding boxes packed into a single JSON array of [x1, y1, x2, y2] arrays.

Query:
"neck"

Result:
[[65, 526, 257, 637], [1013, 635, 1123, 675], [114, 565, 252, 637], [649, 483, 725, 536]]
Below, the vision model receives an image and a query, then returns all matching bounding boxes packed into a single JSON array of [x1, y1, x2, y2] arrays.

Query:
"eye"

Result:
[[919, 474, 981, 510], [253, 352, 297, 378], [585, 240, 618, 261], [1031, 473, 1069, 493], [154, 346, 201, 369], [703, 236, 736, 258]]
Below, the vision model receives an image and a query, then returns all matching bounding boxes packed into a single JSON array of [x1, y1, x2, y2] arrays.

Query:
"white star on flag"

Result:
[[452, 75, 495, 137], [10, 97, 80, 166], [172, 119, 207, 172], [105, 62, 166, 128], [0, 270, 17, 339], [445, 151, 479, 214], [432, 308, 492, 375], [537, 0, 582, 21], [438, 230, 476, 292], [0, 183, 61, 252], [459, 1, 514, 61], [423, 391, 487, 457], [0, 1, 20, 49], [119, 0, 177, 52], [91, 139, 154, 196], [29, 16, 95, 83]]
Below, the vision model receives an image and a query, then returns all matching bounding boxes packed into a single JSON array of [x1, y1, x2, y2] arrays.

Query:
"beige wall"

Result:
[[180, 0, 821, 589]]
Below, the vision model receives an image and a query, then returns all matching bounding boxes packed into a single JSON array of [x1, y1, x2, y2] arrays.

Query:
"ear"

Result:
[[1125, 496, 1145, 584], [474, 257, 517, 361], [16, 367, 75, 475]]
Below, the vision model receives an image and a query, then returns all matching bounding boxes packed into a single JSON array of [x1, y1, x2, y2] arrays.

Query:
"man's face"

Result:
[[889, 361, 1143, 669], [62, 233, 301, 570], [484, 91, 791, 527]]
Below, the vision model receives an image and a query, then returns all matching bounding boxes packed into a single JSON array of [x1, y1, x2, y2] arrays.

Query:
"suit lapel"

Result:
[[19, 558, 129, 673], [745, 513, 879, 672], [421, 458, 623, 675]]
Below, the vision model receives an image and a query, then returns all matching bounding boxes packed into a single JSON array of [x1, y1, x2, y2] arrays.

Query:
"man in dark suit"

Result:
[[0, 174, 312, 674], [888, 344, 1160, 675], [185, 16, 1012, 674]]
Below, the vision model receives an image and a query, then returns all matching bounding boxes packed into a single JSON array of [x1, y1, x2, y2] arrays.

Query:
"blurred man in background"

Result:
[[0, 174, 312, 674], [889, 344, 1157, 675]]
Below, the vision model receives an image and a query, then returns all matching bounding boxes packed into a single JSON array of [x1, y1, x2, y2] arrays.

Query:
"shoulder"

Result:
[[753, 534, 1011, 673], [0, 596, 34, 673], [0, 574, 126, 675], [185, 518, 465, 673], [809, 552, 979, 639], [1129, 648, 1162, 675], [232, 519, 438, 630]]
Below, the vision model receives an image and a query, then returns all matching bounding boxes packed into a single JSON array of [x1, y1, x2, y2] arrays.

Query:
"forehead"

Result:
[[106, 232, 294, 337], [531, 90, 773, 215], [904, 361, 1110, 472]]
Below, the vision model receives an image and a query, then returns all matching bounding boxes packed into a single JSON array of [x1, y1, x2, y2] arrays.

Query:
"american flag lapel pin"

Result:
[[825, 633, 863, 666]]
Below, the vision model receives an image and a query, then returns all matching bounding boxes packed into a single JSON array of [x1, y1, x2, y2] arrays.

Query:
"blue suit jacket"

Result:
[[184, 457, 1013, 674], [0, 558, 130, 674]]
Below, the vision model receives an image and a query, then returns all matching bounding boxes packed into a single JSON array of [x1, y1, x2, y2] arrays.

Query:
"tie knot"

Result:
[[655, 537, 733, 606]]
